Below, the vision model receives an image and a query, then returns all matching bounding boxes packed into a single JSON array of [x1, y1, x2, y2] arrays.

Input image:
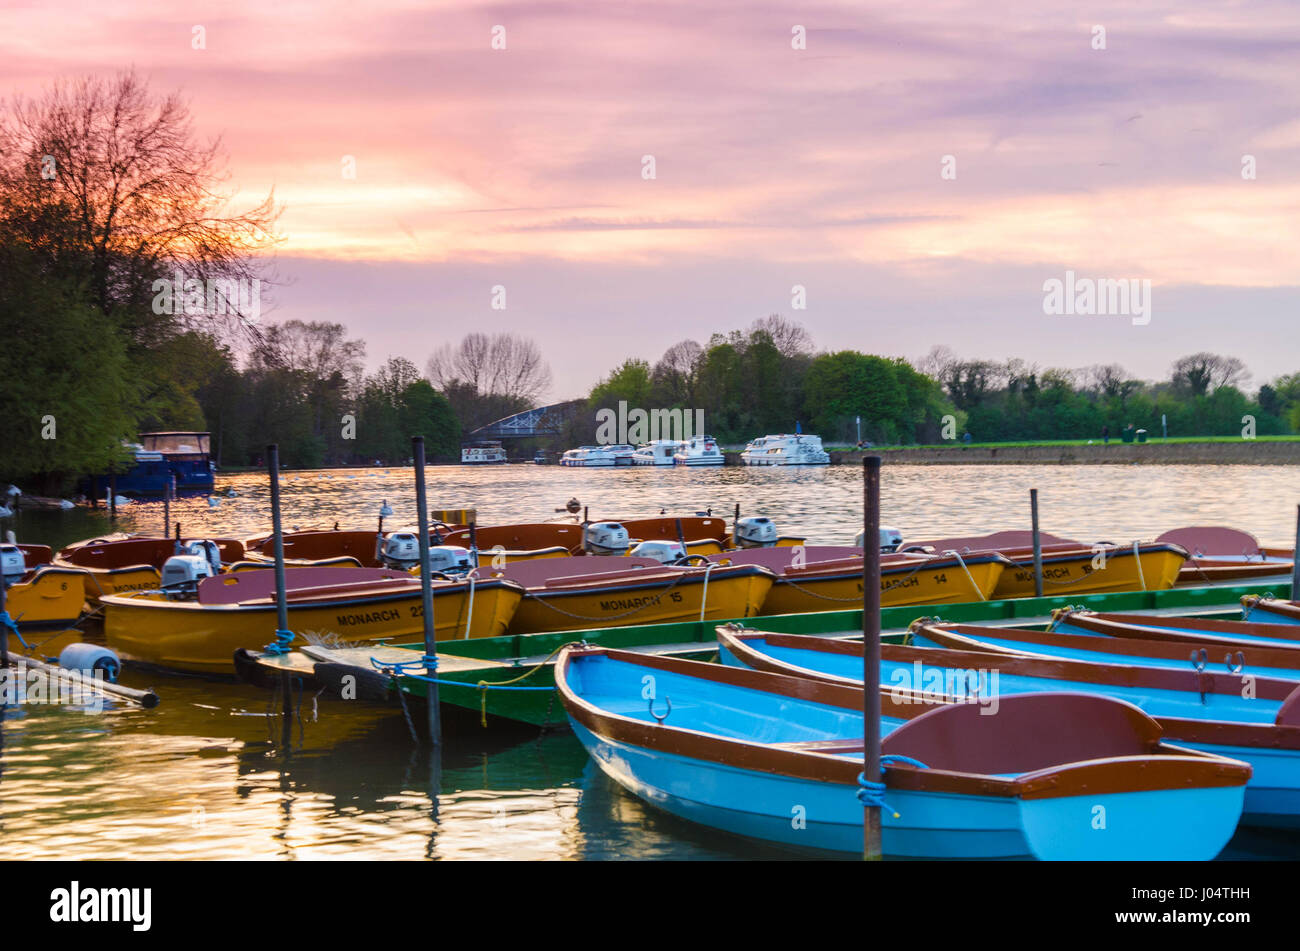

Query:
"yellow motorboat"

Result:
[[708, 546, 1011, 612], [476, 556, 775, 635], [100, 565, 525, 674], [2, 543, 88, 651], [989, 543, 1187, 597], [900, 532, 1188, 598]]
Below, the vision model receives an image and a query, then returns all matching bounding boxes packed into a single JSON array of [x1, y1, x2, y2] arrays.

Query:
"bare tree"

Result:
[[426, 332, 551, 405], [1084, 363, 1143, 402], [915, 345, 958, 379], [1170, 353, 1248, 397], [0, 69, 280, 339], [750, 314, 813, 358], [651, 339, 703, 405], [263, 320, 366, 385]]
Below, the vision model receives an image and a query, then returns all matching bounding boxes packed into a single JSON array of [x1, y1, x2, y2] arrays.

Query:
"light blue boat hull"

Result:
[[911, 631, 1300, 681], [720, 640, 1292, 830], [1243, 603, 1300, 626], [570, 720, 1242, 858], [1054, 617, 1300, 646]]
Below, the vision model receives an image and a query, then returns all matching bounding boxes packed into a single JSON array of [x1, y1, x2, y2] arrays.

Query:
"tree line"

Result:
[[576, 327, 1300, 447]]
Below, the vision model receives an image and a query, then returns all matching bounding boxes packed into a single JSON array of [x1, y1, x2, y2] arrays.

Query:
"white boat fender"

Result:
[[57, 644, 122, 684]]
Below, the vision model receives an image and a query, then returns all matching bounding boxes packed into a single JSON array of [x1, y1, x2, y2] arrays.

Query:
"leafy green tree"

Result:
[[0, 245, 136, 491]]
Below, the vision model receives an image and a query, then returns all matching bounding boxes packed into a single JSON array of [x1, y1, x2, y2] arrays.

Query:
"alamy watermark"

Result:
[[888, 660, 1001, 715], [151, 272, 262, 324], [1, 662, 109, 713], [1042, 270, 1150, 326], [595, 401, 705, 445]]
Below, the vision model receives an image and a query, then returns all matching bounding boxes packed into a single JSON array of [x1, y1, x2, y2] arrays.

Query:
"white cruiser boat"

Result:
[[740, 433, 829, 466], [672, 435, 725, 467], [559, 445, 636, 467], [632, 440, 682, 466], [461, 441, 508, 464]]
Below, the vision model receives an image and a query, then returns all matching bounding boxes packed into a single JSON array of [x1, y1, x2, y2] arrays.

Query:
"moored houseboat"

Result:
[[740, 433, 830, 466], [672, 435, 725, 466], [461, 441, 508, 464]]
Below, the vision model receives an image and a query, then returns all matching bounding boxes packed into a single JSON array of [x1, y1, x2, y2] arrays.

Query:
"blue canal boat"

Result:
[[717, 625, 1300, 829], [140, 432, 214, 492], [86, 432, 215, 498], [556, 645, 1249, 859]]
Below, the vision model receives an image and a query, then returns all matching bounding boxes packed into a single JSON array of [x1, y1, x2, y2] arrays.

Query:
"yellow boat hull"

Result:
[[758, 559, 1006, 614], [991, 547, 1186, 598], [3, 568, 87, 627], [101, 582, 523, 675], [506, 570, 774, 635], [55, 565, 160, 605]]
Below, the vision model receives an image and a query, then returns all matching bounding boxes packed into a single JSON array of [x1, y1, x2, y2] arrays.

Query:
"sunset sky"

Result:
[[5, 1, 1298, 399]]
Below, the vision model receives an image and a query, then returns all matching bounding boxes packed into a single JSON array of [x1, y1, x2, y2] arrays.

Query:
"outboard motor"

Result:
[[734, 516, 778, 549], [425, 545, 473, 576], [160, 553, 217, 599], [0, 543, 26, 588], [855, 527, 904, 552], [182, 539, 223, 574], [629, 540, 688, 564], [378, 531, 422, 570], [583, 521, 630, 556]]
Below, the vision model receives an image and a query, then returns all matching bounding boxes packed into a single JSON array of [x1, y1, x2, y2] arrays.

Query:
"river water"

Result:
[[3, 463, 1299, 860]]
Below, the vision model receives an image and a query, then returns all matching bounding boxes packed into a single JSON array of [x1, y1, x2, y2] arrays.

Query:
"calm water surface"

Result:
[[4, 463, 1300, 860]]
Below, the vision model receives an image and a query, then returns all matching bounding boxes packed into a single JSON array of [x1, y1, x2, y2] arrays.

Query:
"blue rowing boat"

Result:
[[556, 645, 1249, 859], [1050, 607, 1300, 649], [1242, 596, 1300, 626], [717, 625, 1300, 828], [913, 618, 1300, 682]]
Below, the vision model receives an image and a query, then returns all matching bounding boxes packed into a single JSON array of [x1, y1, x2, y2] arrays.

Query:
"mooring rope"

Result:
[[371, 642, 568, 728], [0, 610, 32, 652], [856, 755, 930, 818], [263, 628, 296, 656]]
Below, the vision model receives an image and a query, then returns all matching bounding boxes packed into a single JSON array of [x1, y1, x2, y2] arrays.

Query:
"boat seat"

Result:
[[197, 566, 413, 604], [1157, 526, 1263, 558], [881, 692, 1164, 775], [904, 531, 1080, 554]]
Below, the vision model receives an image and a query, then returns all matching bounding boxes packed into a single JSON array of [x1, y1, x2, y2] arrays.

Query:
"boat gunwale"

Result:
[[919, 623, 1300, 669], [99, 576, 525, 611]]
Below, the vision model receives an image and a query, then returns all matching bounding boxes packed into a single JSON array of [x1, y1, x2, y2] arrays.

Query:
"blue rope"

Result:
[[263, 628, 295, 656], [0, 610, 30, 650], [857, 755, 930, 818]]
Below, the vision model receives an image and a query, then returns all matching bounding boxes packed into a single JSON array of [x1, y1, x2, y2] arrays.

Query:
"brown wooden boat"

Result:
[[1158, 526, 1294, 584], [53, 535, 248, 603]]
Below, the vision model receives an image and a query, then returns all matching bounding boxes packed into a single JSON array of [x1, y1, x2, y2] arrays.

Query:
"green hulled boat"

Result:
[[234, 579, 1292, 730]]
